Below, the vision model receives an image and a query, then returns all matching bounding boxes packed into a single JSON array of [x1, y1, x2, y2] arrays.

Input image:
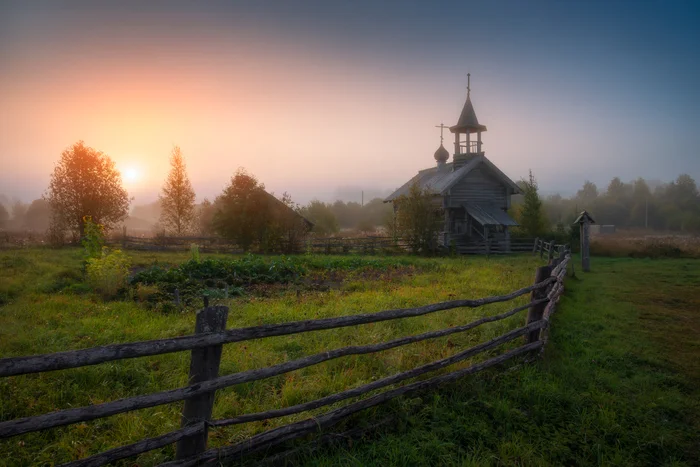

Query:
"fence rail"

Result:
[[0, 249, 571, 466]]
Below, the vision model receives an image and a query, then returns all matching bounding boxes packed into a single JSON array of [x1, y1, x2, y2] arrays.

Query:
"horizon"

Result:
[[1, 1, 699, 207]]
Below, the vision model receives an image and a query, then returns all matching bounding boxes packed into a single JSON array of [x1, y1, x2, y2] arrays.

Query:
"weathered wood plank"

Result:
[[59, 424, 204, 467], [210, 319, 546, 427], [0, 297, 549, 439], [160, 341, 544, 467], [526, 266, 552, 343], [176, 307, 228, 459], [0, 278, 555, 378]]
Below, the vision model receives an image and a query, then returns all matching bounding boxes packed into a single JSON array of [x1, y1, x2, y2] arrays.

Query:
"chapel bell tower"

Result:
[[450, 74, 487, 166]]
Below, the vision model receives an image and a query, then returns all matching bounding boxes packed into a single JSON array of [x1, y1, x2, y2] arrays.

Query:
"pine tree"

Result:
[[517, 170, 547, 237], [159, 146, 196, 235]]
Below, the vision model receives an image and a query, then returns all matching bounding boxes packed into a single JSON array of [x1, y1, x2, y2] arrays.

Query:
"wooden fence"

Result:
[[109, 235, 410, 255], [0, 250, 571, 466]]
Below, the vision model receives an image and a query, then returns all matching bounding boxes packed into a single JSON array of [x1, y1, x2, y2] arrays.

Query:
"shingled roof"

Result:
[[384, 153, 521, 202], [450, 94, 487, 133]]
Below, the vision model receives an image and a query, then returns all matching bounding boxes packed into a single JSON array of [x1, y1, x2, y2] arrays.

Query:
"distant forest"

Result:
[[1, 173, 699, 236], [514, 173, 700, 233]]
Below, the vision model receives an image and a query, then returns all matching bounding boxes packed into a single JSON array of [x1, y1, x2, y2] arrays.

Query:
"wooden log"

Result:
[[0, 298, 549, 439], [0, 278, 555, 378], [160, 341, 544, 467], [210, 318, 546, 428], [526, 266, 551, 343], [176, 307, 228, 459], [58, 424, 205, 467], [581, 220, 591, 272]]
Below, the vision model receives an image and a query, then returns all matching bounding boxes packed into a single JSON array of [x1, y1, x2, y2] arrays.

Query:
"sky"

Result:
[[1, 0, 699, 207]]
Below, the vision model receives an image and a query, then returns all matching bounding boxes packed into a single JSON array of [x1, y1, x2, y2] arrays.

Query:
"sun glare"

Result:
[[121, 166, 143, 184]]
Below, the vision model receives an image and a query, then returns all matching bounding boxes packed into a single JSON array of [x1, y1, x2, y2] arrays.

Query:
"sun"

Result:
[[121, 165, 143, 184]]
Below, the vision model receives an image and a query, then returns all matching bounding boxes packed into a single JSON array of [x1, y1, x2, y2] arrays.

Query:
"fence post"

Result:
[[538, 239, 544, 258], [547, 240, 555, 263], [526, 266, 551, 343], [532, 237, 539, 255], [485, 238, 491, 257], [176, 306, 229, 459]]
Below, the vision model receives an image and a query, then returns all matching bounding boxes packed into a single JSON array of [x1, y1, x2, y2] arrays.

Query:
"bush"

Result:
[[86, 248, 131, 298]]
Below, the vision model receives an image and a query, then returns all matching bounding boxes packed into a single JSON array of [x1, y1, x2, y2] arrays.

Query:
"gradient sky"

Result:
[[1, 0, 699, 206]]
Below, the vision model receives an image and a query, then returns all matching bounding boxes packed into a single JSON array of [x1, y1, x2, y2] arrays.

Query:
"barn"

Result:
[[385, 78, 521, 252]]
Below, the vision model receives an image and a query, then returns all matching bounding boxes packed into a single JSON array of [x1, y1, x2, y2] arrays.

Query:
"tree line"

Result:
[[511, 172, 700, 238]]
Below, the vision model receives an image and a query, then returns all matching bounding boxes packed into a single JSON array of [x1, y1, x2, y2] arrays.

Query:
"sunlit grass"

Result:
[[0, 248, 542, 466]]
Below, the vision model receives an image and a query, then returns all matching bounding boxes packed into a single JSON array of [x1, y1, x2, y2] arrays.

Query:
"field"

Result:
[[1, 249, 699, 466]]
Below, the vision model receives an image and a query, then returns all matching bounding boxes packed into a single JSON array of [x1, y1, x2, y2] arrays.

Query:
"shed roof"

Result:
[[464, 203, 518, 227]]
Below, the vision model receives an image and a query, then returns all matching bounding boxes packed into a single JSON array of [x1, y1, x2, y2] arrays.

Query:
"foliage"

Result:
[[393, 182, 443, 254], [81, 216, 105, 259], [512, 170, 547, 237], [85, 248, 131, 298], [328, 197, 393, 231], [190, 243, 200, 262], [299, 200, 339, 235], [45, 141, 130, 236], [0, 203, 8, 227], [531, 173, 700, 233], [159, 146, 196, 235], [197, 198, 217, 235], [213, 169, 309, 252]]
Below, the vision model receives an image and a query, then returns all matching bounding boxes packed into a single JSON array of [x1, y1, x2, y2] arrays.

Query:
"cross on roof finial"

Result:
[[434, 123, 447, 144], [467, 73, 471, 96]]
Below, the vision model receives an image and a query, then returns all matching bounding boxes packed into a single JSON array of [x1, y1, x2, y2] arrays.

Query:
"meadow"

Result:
[[0, 248, 545, 466]]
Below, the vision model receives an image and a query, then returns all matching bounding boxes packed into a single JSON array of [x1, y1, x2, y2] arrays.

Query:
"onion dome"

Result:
[[434, 143, 449, 163]]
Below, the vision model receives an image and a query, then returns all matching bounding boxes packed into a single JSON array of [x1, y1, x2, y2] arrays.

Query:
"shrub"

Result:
[[82, 216, 105, 258], [190, 243, 200, 262], [86, 248, 131, 298]]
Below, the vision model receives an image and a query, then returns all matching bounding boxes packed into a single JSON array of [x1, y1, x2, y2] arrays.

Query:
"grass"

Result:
[[0, 248, 543, 466], [299, 257, 700, 466], [1, 250, 698, 466]]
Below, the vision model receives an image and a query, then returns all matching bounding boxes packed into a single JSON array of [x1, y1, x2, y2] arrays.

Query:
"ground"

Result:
[[0, 249, 698, 466]]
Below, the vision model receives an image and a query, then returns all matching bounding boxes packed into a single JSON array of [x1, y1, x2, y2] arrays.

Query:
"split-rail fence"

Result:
[[0, 250, 571, 466]]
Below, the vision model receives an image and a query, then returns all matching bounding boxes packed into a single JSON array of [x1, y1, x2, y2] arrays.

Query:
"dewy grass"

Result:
[[0, 248, 538, 466], [1, 249, 698, 466]]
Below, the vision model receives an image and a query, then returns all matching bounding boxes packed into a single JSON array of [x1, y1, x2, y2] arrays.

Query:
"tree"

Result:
[[11, 200, 28, 227], [300, 200, 339, 236], [197, 198, 217, 235], [394, 182, 443, 254], [46, 141, 130, 236], [213, 169, 309, 252], [24, 199, 52, 232], [159, 146, 196, 235], [0, 203, 8, 227], [576, 180, 599, 205], [514, 170, 547, 237]]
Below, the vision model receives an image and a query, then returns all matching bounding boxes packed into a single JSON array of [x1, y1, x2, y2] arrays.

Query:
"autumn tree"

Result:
[[46, 141, 130, 236], [159, 146, 196, 235]]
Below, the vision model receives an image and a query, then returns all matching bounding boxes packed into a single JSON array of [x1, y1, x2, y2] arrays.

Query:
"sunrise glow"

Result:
[[121, 166, 144, 185]]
